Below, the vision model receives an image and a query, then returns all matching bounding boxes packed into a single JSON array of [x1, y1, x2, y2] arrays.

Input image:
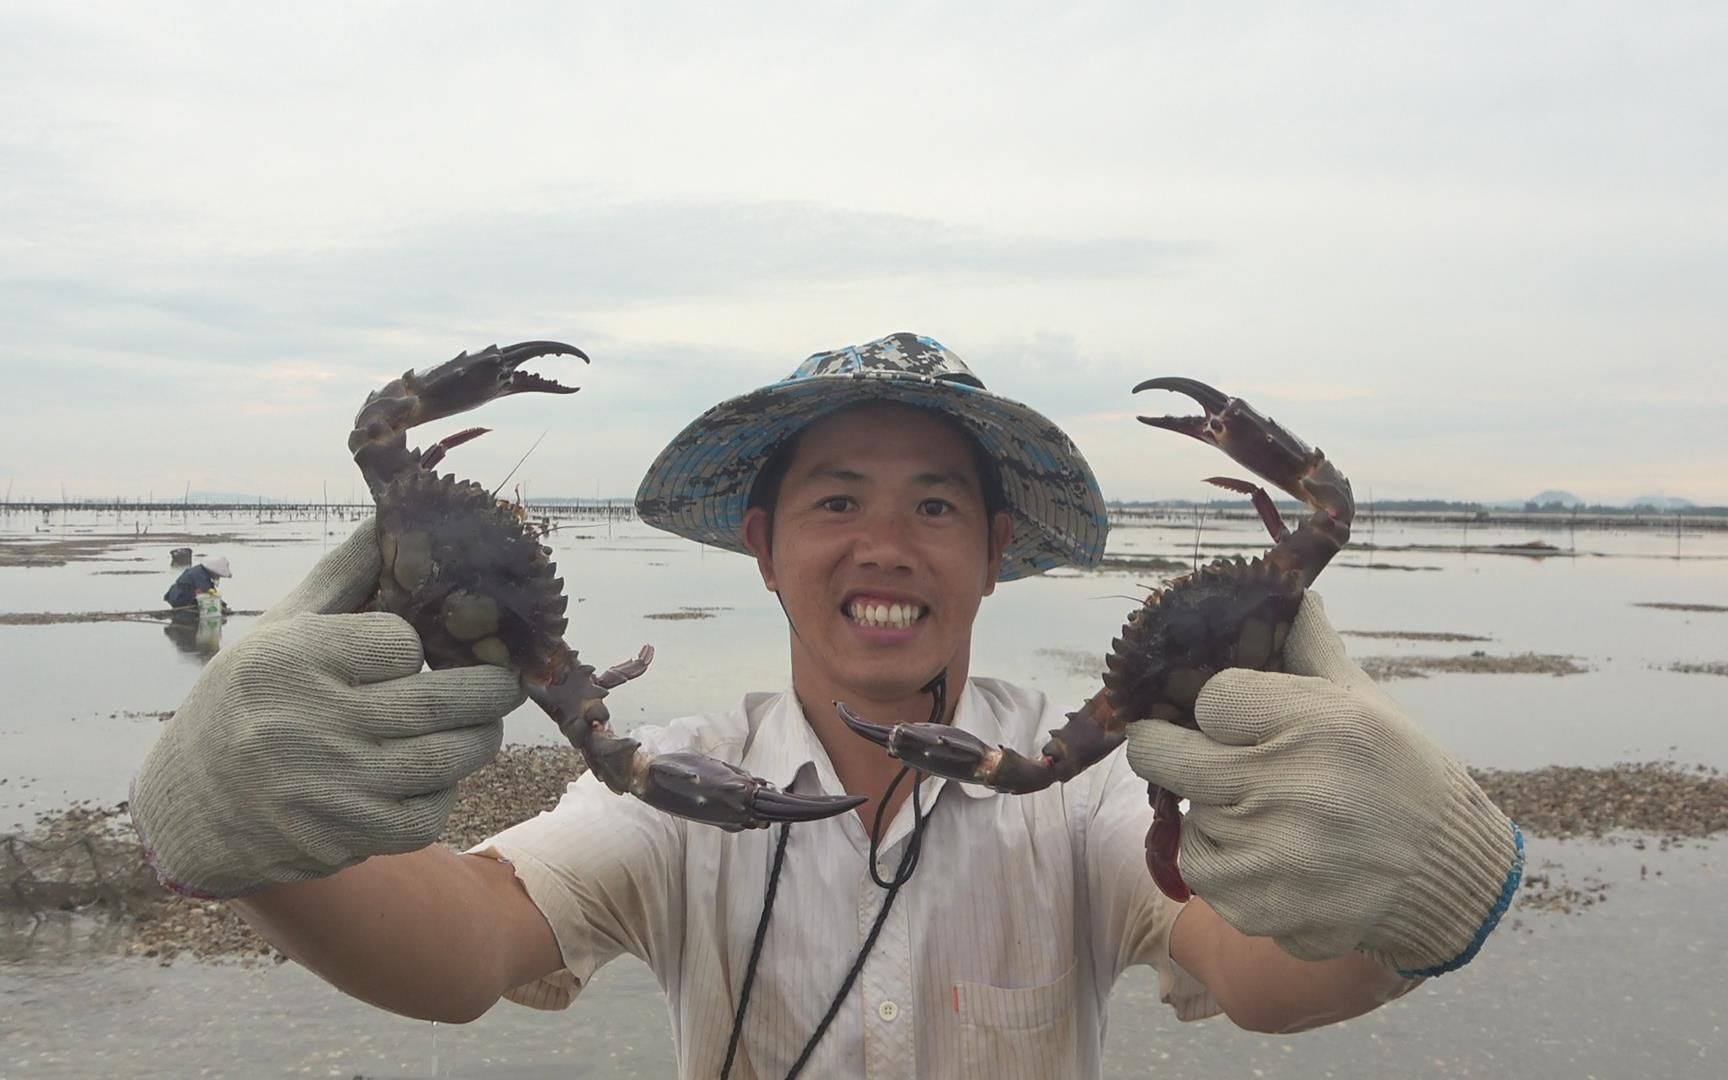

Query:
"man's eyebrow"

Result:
[[912, 469, 976, 491], [806, 466, 867, 484], [798, 465, 977, 491]]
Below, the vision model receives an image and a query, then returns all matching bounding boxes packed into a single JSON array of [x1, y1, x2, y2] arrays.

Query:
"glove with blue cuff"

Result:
[[1124, 593, 1522, 977]]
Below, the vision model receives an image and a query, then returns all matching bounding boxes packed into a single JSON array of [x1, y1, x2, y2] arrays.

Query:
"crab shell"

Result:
[[374, 468, 570, 675], [1104, 556, 1306, 728]]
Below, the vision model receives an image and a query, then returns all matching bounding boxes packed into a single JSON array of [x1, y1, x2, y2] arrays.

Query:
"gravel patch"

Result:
[[1092, 555, 1189, 574], [1342, 630, 1493, 642], [643, 606, 733, 621], [1665, 661, 1728, 676], [1359, 652, 1590, 680], [1469, 762, 1728, 840], [7, 753, 1724, 962], [1634, 602, 1728, 613]]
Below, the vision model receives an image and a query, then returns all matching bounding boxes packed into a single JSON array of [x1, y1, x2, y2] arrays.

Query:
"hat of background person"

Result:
[[634, 332, 1108, 581], [201, 556, 232, 578]]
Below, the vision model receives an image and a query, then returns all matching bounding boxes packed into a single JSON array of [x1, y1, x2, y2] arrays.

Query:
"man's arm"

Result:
[[1170, 896, 1417, 1033], [233, 844, 562, 1024]]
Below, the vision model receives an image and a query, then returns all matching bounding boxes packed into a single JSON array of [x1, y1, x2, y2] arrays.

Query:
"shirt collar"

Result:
[[740, 689, 829, 794], [945, 679, 1006, 799], [740, 680, 1006, 801]]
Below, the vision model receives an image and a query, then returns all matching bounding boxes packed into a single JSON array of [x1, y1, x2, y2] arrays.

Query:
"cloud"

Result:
[[1, 3, 1725, 504]]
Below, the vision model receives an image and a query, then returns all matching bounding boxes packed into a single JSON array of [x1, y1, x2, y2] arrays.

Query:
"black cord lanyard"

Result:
[[720, 673, 947, 1080]]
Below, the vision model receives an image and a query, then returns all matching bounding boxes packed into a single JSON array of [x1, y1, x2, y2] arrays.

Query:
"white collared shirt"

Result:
[[475, 678, 1218, 1079]]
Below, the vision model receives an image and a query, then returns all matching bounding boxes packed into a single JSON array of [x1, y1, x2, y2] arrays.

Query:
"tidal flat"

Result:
[[2, 507, 1725, 1078]]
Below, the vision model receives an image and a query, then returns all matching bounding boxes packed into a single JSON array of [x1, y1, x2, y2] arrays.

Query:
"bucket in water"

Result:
[[197, 591, 223, 620]]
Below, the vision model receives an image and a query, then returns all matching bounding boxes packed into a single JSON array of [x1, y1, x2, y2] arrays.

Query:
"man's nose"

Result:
[[850, 507, 917, 570]]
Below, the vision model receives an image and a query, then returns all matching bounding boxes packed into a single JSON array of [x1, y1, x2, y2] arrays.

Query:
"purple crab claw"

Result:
[[532, 659, 861, 831], [403, 340, 587, 422], [836, 702, 1060, 793], [630, 752, 866, 831], [1132, 376, 1353, 582], [1131, 377, 1349, 519], [350, 341, 588, 457], [350, 341, 591, 494]]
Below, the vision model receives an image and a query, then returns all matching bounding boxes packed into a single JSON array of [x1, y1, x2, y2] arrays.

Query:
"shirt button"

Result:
[[877, 1000, 899, 1022]]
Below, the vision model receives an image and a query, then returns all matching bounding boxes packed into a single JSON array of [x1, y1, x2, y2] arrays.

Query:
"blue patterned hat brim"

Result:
[[634, 335, 1108, 581]]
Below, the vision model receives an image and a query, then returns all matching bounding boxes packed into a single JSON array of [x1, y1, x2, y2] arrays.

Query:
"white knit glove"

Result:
[[1124, 593, 1522, 976], [130, 520, 524, 899]]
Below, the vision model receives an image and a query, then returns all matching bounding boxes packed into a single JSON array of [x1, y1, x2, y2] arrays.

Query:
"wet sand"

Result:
[[0, 531, 307, 568], [0, 610, 263, 626]]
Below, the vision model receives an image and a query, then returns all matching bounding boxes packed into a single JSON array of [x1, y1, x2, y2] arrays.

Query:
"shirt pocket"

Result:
[[952, 959, 1078, 1078]]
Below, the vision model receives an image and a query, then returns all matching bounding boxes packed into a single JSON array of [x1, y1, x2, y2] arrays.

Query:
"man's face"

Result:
[[743, 403, 1012, 703]]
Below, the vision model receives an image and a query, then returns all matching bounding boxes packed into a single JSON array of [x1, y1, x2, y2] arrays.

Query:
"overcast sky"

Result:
[[2, 1, 1724, 507]]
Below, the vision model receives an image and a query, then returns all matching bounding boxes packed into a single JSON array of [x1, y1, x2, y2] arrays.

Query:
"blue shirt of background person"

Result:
[[165, 557, 231, 609]]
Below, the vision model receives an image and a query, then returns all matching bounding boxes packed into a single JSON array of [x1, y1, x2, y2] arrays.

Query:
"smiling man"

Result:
[[131, 333, 1520, 1079]]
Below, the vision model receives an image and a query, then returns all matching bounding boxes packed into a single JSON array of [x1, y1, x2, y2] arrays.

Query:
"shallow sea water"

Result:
[[2, 508, 1725, 1077]]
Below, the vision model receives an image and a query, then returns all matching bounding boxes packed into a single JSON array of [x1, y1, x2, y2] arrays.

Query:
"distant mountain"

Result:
[[1627, 494, 1695, 510], [1525, 489, 1584, 508]]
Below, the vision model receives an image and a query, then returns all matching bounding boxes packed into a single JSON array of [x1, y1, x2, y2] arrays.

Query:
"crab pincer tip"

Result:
[[503, 340, 591, 364], [1131, 377, 1231, 412], [753, 788, 869, 821], [835, 701, 895, 747]]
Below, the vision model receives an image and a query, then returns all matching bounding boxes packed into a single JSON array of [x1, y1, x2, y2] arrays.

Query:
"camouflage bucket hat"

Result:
[[634, 332, 1108, 581]]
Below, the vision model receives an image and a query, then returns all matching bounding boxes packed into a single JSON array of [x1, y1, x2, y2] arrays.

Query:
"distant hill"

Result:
[[1525, 490, 1584, 508]]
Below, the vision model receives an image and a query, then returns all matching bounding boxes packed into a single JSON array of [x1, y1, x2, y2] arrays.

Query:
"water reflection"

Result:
[[161, 613, 222, 661]]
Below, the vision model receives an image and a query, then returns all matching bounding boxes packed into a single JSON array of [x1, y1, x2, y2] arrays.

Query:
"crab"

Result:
[[349, 341, 863, 831], [840, 377, 1353, 899]]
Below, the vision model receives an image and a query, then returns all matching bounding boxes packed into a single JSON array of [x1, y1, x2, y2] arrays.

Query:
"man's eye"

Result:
[[820, 496, 854, 513], [920, 498, 955, 516]]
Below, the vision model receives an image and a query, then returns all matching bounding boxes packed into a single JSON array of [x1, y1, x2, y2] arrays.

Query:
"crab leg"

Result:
[[837, 687, 1128, 794]]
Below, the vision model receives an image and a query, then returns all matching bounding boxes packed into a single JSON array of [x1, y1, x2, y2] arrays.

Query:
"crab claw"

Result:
[[404, 340, 588, 423], [531, 662, 862, 831], [1133, 377, 1318, 501], [1132, 376, 1232, 441], [350, 341, 590, 458], [631, 751, 867, 832], [837, 702, 1059, 793], [1133, 377, 1353, 578]]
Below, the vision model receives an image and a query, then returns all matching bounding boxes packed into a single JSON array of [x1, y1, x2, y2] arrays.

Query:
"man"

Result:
[[163, 555, 232, 613], [131, 334, 1521, 1078]]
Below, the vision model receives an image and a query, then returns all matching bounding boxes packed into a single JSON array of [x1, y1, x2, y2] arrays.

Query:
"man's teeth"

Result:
[[846, 600, 926, 629]]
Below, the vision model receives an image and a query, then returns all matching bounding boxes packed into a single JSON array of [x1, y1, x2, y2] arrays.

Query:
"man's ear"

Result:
[[742, 505, 778, 591], [981, 509, 1013, 596]]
